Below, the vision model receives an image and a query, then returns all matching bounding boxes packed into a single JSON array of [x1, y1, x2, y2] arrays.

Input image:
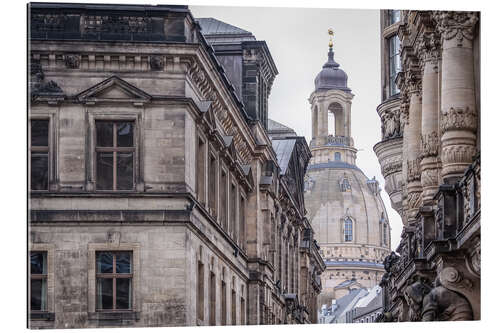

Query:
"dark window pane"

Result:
[[31, 279, 47, 311], [96, 152, 114, 190], [117, 122, 134, 147], [96, 278, 113, 310], [31, 120, 49, 147], [116, 278, 132, 309], [116, 252, 131, 274], [96, 252, 113, 273], [30, 252, 47, 274], [117, 153, 133, 190], [31, 153, 49, 190], [96, 122, 114, 147]]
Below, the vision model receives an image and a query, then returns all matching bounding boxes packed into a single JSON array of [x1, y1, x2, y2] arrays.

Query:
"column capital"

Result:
[[432, 11, 479, 47], [416, 31, 441, 66]]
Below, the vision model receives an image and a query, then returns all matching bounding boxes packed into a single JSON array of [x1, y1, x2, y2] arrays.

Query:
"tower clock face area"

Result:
[[305, 36, 390, 306]]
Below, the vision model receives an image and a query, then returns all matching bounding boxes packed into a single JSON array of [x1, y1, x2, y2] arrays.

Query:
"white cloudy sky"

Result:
[[191, 5, 403, 249]]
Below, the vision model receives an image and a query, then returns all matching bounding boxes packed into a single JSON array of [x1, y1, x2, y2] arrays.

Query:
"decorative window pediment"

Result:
[[76, 76, 151, 105]]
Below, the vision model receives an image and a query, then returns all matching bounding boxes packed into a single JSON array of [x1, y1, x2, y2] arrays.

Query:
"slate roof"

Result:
[[329, 288, 368, 322], [271, 139, 297, 175], [197, 18, 256, 43], [268, 119, 298, 137]]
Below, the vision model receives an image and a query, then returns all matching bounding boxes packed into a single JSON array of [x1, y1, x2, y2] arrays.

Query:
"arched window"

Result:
[[334, 152, 341, 161], [383, 223, 388, 245], [344, 217, 353, 242]]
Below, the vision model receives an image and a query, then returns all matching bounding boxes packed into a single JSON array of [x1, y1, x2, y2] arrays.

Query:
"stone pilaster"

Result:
[[417, 31, 442, 203], [404, 66, 423, 222], [433, 11, 479, 182]]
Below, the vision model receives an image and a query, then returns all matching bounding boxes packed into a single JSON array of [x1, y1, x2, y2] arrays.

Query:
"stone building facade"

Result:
[[374, 10, 480, 322], [303, 39, 391, 309], [28, 3, 324, 328]]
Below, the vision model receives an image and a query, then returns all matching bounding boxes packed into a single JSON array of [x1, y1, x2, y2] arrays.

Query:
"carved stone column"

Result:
[[418, 31, 441, 203], [405, 67, 423, 222], [434, 11, 479, 182]]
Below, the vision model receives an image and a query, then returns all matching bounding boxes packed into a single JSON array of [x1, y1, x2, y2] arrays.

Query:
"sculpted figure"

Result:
[[403, 278, 432, 321], [421, 276, 473, 321]]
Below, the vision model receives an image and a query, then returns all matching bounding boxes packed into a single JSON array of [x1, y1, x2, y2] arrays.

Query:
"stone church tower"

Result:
[[304, 34, 391, 307]]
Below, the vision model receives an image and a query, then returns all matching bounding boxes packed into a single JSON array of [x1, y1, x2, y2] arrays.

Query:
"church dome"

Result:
[[314, 48, 350, 92]]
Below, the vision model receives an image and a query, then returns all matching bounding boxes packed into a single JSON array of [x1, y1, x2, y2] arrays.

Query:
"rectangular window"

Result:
[[197, 261, 204, 321], [30, 251, 47, 311], [197, 138, 206, 205], [209, 154, 217, 217], [231, 289, 236, 325], [96, 121, 135, 190], [389, 35, 401, 96], [96, 251, 132, 311], [221, 280, 227, 325], [240, 297, 245, 325], [30, 120, 49, 190], [220, 170, 227, 230], [388, 10, 401, 26], [239, 195, 246, 249], [209, 272, 216, 325], [230, 183, 237, 239]]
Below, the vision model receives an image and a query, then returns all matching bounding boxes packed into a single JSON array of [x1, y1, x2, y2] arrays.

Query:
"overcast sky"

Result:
[[191, 5, 403, 249]]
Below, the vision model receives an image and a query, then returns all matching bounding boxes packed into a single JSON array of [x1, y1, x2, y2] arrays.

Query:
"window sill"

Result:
[[88, 311, 140, 321], [30, 312, 55, 321]]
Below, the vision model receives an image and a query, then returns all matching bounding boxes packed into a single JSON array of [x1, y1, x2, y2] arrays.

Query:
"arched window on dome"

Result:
[[334, 152, 341, 161], [383, 223, 388, 246], [344, 217, 353, 242]]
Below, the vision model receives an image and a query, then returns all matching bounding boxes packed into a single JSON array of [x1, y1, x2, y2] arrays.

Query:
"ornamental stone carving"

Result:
[[149, 55, 164, 71], [420, 131, 439, 158], [407, 158, 422, 182], [381, 108, 402, 140], [421, 168, 438, 189], [64, 54, 80, 69], [403, 277, 432, 321], [416, 32, 441, 65], [421, 273, 473, 321], [440, 107, 477, 133], [441, 145, 476, 166], [433, 11, 479, 46]]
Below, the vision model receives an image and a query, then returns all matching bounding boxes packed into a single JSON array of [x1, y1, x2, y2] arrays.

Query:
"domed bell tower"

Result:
[[304, 30, 391, 309], [310, 29, 356, 166]]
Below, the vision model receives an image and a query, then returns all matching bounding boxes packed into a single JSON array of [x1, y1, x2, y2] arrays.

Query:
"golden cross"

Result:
[[328, 28, 334, 48]]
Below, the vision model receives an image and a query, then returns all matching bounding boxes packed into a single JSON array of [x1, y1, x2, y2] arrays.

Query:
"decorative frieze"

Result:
[[433, 11, 479, 47], [64, 54, 80, 69], [440, 107, 477, 133], [149, 55, 164, 71], [407, 158, 422, 182], [420, 132, 439, 158]]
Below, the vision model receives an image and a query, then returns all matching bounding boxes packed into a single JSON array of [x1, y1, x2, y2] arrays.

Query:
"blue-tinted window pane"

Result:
[[117, 122, 134, 147], [31, 120, 49, 147], [116, 252, 131, 274], [31, 279, 47, 311], [31, 153, 49, 190], [96, 278, 113, 309], [30, 252, 47, 274], [334, 152, 341, 161], [116, 278, 132, 309], [96, 152, 114, 190], [96, 122, 114, 147], [97, 252, 113, 273], [117, 153, 133, 190]]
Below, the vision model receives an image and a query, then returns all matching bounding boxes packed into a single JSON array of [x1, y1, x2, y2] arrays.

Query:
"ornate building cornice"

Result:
[[432, 11, 479, 47]]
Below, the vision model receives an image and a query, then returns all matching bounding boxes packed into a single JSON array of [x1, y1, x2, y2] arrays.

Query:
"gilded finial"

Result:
[[328, 28, 334, 48]]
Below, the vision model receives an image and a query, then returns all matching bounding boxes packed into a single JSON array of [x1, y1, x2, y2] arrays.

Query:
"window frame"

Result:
[[344, 217, 353, 242], [87, 243, 140, 314], [29, 115, 55, 191], [29, 243, 55, 319], [95, 251, 134, 312], [87, 111, 142, 192], [388, 34, 401, 97], [29, 251, 48, 313]]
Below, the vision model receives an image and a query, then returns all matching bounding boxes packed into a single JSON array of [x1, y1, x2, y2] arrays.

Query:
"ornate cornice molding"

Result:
[[433, 11, 479, 47]]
